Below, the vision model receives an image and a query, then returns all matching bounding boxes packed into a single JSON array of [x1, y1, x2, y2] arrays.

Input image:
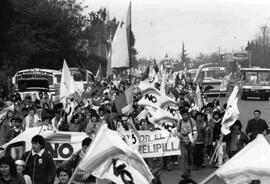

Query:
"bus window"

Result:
[[245, 72, 257, 85], [258, 72, 270, 85], [55, 74, 61, 83]]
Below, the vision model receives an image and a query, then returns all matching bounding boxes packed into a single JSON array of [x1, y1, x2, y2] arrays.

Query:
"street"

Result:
[[160, 94, 270, 184]]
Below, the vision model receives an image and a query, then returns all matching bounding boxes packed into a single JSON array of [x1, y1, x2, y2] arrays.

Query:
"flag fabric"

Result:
[[160, 66, 167, 95], [221, 85, 240, 135], [74, 124, 154, 184], [141, 65, 150, 81], [60, 60, 76, 107], [95, 63, 102, 81], [194, 83, 204, 111], [153, 60, 159, 74], [175, 73, 180, 87], [146, 106, 176, 126], [138, 91, 177, 109], [114, 84, 134, 115], [193, 63, 212, 83], [216, 135, 270, 184], [220, 73, 232, 92], [137, 81, 158, 96], [179, 71, 187, 87], [110, 2, 131, 69]]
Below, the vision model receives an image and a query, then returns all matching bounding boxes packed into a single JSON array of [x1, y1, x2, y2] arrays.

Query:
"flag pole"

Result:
[[129, 0, 132, 84]]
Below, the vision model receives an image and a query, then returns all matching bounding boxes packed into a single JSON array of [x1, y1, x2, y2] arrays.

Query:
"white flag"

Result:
[[111, 2, 131, 68], [193, 63, 212, 83], [221, 85, 240, 135], [60, 60, 75, 107]]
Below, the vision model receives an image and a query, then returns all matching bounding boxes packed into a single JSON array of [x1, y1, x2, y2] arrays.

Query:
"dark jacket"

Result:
[[226, 131, 249, 153], [0, 176, 25, 184], [246, 118, 268, 140], [61, 150, 95, 184], [22, 150, 56, 184]]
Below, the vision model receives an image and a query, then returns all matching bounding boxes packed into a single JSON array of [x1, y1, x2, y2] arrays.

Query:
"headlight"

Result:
[[266, 90, 270, 93]]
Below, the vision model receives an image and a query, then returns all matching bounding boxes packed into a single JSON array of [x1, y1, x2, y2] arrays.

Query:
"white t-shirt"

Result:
[[24, 174, 32, 184]]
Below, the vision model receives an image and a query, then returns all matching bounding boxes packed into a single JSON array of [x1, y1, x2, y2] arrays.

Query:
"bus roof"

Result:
[[240, 67, 270, 72], [202, 67, 225, 71], [15, 68, 62, 76], [187, 67, 225, 73]]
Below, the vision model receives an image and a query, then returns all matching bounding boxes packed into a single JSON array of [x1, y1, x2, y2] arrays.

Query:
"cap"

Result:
[[15, 160, 25, 165]]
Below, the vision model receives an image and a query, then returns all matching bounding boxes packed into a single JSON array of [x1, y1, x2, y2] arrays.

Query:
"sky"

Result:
[[83, 0, 270, 60]]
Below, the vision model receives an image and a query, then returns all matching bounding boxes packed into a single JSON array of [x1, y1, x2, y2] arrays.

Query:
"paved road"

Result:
[[160, 94, 270, 184]]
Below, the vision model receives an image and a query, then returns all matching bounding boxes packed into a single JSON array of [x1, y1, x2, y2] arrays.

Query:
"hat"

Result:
[[15, 160, 25, 166]]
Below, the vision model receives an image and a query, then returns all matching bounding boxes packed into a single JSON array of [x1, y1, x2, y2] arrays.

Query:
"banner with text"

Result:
[[1, 128, 180, 160], [125, 130, 181, 158]]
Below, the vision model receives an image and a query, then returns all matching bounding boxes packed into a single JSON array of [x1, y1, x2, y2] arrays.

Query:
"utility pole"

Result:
[[218, 47, 221, 65]]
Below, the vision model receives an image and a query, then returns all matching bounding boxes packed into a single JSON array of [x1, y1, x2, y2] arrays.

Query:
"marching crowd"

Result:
[[0, 78, 269, 184]]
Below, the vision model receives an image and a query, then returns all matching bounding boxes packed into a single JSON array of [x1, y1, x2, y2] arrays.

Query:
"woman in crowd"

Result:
[[0, 156, 25, 184], [15, 160, 31, 184], [226, 120, 250, 158], [193, 112, 207, 170], [56, 167, 72, 184], [0, 110, 14, 145]]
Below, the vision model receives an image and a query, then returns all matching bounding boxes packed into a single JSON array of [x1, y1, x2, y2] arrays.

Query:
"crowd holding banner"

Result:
[[0, 55, 256, 184]]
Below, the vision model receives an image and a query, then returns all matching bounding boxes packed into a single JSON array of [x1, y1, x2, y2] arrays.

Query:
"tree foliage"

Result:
[[0, 1, 138, 85]]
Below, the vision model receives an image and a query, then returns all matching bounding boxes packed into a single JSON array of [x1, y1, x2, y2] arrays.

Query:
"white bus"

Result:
[[187, 67, 227, 95], [240, 67, 270, 100], [12, 68, 62, 101], [12, 68, 90, 101]]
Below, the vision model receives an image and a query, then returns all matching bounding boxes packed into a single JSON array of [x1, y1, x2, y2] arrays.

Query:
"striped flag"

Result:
[[73, 124, 154, 184], [114, 84, 134, 115]]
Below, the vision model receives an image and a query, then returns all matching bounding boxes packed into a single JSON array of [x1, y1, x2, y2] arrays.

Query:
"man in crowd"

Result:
[[61, 137, 95, 184], [23, 107, 40, 129], [22, 135, 56, 184], [176, 109, 197, 178], [246, 109, 269, 141]]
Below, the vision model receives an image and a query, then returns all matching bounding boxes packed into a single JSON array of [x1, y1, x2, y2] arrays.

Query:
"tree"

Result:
[[181, 42, 189, 63], [0, 0, 87, 72]]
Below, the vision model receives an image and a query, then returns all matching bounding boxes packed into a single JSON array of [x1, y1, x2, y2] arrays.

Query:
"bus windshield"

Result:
[[203, 70, 225, 80], [16, 74, 53, 85], [244, 71, 270, 85]]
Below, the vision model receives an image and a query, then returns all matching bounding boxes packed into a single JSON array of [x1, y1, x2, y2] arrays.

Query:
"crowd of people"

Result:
[[0, 78, 269, 184]]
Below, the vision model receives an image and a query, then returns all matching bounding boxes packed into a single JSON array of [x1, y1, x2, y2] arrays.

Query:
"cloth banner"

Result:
[[1, 128, 180, 160], [0, 127, 88, 160], [125, 130, 181, 158]]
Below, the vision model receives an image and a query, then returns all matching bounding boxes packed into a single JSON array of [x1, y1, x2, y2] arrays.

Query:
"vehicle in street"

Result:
[[12, 68, 90, 101], [12, 68, 62, 101], [240, 67, 270, 100], [187, 66, 227, 96]]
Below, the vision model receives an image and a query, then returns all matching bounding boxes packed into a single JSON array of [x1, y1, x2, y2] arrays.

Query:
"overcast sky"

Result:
[[84, 0, 270, 60]]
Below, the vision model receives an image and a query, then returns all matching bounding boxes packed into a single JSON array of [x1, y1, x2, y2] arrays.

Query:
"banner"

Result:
[[1, 128, 180, 160], [125, 130, 181, 158], [0, 128, 88, 161]]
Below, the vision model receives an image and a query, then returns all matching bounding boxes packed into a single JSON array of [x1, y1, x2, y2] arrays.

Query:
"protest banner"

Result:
[[125, 130, 181, 158], [1, 128, 180, 160]]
